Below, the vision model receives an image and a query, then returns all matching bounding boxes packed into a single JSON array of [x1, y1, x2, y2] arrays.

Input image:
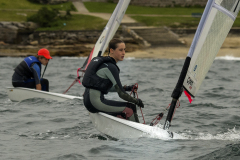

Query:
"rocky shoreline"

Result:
[[0, 42, 141, 57], [1, 21, 240, 59], [1, 33, 240, 59]]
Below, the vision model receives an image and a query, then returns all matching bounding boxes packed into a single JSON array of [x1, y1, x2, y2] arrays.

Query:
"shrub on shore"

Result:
[[27, 7, 71, 28]]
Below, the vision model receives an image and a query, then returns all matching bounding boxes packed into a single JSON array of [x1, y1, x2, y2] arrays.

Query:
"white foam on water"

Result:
[[61, 57, 87, 59], [143, 124, 188, 140], [124, 57, 135, 60], [216, 56, 240, 61], [192, 127, 240, 141]]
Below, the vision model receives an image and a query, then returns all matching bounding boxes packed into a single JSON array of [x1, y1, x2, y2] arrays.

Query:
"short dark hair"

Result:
[[108, 38, 124, 55], [35, 55, 44, 59]]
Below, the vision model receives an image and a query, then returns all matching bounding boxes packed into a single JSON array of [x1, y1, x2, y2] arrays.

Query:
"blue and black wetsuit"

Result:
[[82, 56, 139, 122], [12, 56, 49, 91]]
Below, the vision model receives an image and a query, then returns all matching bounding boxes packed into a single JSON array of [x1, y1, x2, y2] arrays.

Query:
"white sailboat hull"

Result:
[[6, 87, 83, 102], [89, 112, 182, 139]]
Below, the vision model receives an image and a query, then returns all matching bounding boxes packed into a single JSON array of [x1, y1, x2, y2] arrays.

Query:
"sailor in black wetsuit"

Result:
[[12, 48, 52, 91], [82, 39, 144, 122]]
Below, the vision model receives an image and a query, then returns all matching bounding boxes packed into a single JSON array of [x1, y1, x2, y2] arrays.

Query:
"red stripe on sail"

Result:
[[184, 90, 192, 103]]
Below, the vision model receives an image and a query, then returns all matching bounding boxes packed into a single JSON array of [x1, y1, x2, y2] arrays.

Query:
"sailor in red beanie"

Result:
[[12, 48, 52, 91]]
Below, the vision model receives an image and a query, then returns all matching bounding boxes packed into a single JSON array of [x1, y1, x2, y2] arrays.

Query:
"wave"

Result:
[[61, 57, 87, 59], [194, 141, 240, 160], [216, 56, 240, 61], [185, 127, 240, 141]]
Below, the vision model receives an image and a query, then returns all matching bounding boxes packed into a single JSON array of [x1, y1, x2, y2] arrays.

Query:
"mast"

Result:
[[163, 0, 214, 130], [163, 57, 191, 130], [81, 0, 131, 71], [97, 0, 124, 57], [163, 0, 240, 130]]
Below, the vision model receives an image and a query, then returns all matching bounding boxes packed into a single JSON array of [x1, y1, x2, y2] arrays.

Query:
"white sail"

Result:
[[183, 0, 240, 97], [81, 0, 131, 70]]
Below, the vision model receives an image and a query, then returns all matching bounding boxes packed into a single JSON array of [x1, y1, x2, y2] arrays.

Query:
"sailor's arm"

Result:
[[31, 63, 42, 91], [114, 84, 138, 104], [36, 84, 41, 90], [103, 65, 139, 104]]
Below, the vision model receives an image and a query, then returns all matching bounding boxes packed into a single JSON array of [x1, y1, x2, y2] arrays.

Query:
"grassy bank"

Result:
[[84, 2, 204, 28], [36, 14, 107, 31], [0, 10, 107, 30], [2, 1, 240, 30], [0, 0, 76, 11], [0, 0, 107, 30], [131, 16, 240, 28], [84, 2, 240, 28], [84, 2, 205, 15], [0, 10, 35, 22], [131, 16, 201, 28]]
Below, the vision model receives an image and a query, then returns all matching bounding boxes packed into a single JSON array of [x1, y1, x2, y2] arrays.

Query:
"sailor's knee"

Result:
[[122, 107, 134, 118]]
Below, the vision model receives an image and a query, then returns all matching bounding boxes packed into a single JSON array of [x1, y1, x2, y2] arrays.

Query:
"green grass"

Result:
[[0, 0, 76, 11], [131, 16, 240, 28], [2, 1, 240, 30], [131, 16, 201, 28], [233, 18, 240, 27], [0, 9, 107, 30], [84, 2, 240, 28], [84, 2, 205, 15], [36, 14, 107, 31], [0, 10, 36, 22]]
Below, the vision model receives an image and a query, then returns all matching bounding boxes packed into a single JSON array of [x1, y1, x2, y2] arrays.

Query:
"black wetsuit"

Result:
[[83, 56, 139, 122], [12, 56, 49, 91]]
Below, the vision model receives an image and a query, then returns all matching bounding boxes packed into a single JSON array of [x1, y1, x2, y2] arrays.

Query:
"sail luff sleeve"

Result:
[[98, 0, 124, 56], [163, 57, 191, 130], [171, 57, 191, 99], [81, 0, 128, 70], [100, 0, 131, 55]]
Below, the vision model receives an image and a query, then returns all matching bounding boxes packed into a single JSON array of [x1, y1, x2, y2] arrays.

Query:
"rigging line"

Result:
[[63, 68, 83, 94], [129, 83, 145, 124], [41, 62, 48, 78], [150, 100, 180, 126], [234, 0, 240, 12], [62, 77, 79, 94]]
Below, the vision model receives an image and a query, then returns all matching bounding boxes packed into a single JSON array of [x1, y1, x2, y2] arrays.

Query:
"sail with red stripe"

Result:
[[164, 0, 240, 130], [183, 0, 240, 98], [80, 0, 131, 72]]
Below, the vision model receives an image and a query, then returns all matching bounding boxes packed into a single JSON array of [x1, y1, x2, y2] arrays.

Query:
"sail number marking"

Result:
[[100, 36, 105, 44], [187, 77, 193, 90]]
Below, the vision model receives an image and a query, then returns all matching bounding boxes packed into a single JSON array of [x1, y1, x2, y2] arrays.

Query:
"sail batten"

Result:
[[213, 3, 236, 20]]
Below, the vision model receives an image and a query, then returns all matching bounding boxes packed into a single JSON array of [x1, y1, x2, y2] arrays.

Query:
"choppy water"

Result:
[[1, 56, 240, 160]]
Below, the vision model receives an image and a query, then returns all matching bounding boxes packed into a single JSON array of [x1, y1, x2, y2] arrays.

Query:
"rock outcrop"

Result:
[[0, 22, 39, 43]]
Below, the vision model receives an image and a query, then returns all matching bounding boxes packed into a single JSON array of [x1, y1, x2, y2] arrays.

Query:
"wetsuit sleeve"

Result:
[[30, 63, 41, 85], [102, 63, 138, 104], [108, 85, 116, 92]]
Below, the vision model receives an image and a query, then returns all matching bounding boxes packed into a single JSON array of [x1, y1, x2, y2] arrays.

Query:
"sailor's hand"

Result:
[[136, 98, 144, 108], [124, 85, 135, 91], [124, 85, 138, 92]]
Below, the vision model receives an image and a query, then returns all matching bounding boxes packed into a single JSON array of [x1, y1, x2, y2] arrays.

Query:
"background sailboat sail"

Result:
[[164, 0, 240, 130], [81, 0, 131, 71], [183, 0, 240, 97], [63, 0, 130, 94]]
